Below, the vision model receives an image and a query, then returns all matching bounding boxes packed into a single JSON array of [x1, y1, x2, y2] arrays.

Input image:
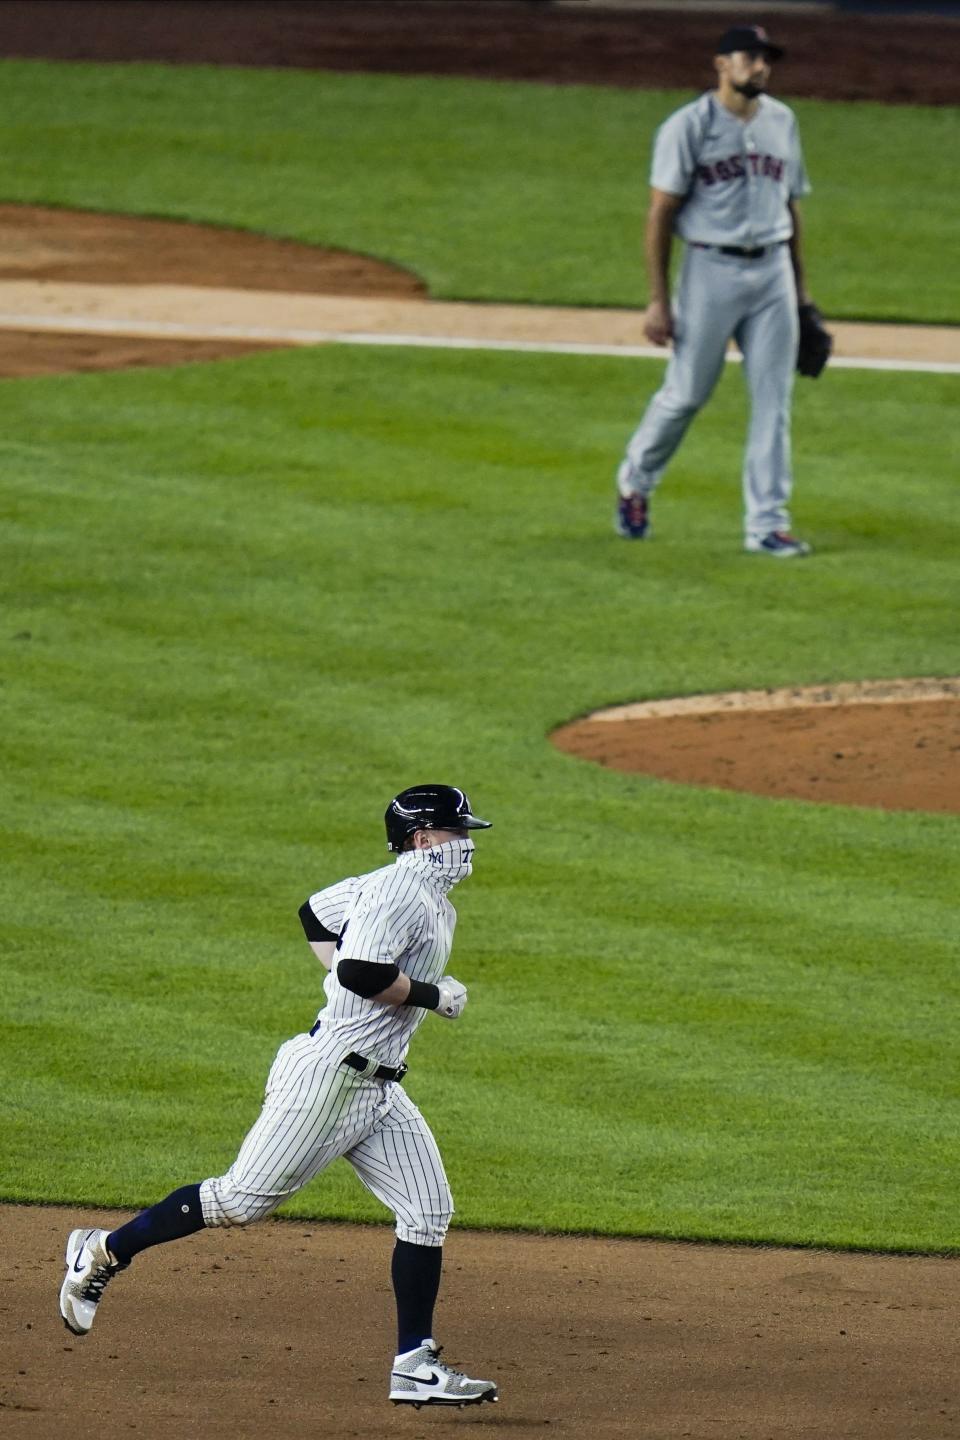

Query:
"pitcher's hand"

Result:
[[643, 299, 674, 346]]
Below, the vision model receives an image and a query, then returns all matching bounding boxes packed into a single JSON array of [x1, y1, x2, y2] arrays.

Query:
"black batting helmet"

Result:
[[385, 784, 492, 852]]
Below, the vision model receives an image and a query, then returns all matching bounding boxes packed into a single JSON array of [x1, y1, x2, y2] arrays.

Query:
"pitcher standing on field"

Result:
[[615, 23, 818, 558]]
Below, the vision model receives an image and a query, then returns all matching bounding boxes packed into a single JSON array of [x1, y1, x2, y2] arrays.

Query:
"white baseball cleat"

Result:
[[389, 1339, 499, 1409], [59, 1228, 124, 1336]]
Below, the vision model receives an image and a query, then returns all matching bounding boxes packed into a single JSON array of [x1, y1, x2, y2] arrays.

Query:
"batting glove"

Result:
[[435, 977, 468, 1019]]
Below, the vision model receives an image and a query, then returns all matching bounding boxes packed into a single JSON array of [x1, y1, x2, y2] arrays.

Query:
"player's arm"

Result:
[[787, 200, 811, 306], [338, 960, 425, 1007], [644, 188, 685, 345], [307, 940, 336, 971], [337, 959, 467, 1020], [298, 900, 338, 971]]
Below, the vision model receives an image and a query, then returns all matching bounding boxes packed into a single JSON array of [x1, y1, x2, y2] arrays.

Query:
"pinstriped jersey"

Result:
[[304, 844, 468, 1068]]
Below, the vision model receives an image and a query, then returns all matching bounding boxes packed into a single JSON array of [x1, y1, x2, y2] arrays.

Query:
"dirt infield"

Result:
[[0, 205, 425, 377], [4, 1204, 960, 1440], [2, 205, 958, 379]]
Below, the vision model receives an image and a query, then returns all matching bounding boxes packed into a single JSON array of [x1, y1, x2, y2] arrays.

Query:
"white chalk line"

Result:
[[1, 312, 958, 375]]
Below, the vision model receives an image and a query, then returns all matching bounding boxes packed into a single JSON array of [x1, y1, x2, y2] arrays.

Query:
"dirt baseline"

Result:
[[4, 207, 956, 381], [4, 1204, 960, 1440]]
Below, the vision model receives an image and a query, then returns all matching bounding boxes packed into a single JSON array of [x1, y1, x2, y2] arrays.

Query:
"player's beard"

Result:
[[734, 79, 766, 99]]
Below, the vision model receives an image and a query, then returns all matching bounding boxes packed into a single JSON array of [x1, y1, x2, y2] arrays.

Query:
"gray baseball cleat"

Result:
[[744, 530, 812, 557], [59, 1228, 125, 1335], [389, 1339, 499, 1409]]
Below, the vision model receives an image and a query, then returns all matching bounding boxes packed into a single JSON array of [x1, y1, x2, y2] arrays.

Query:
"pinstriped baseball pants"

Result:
[[199, 1033, 453, 1245]]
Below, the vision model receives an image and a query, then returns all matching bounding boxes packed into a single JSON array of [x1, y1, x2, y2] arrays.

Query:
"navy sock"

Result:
[[107, 1183, 205, 1266], [392, 1239, 443, 1355]]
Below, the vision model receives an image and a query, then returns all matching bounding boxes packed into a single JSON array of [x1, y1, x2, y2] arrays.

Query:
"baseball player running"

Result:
[[615, 23, 815, 557], [59, 784, 499, 1411]]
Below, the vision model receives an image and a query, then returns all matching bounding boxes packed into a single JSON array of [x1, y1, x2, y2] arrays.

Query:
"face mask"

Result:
[[405, 837, 475, 888]]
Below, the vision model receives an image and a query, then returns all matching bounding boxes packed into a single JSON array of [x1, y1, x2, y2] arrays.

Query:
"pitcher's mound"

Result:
[[551, 677, 960, 814]]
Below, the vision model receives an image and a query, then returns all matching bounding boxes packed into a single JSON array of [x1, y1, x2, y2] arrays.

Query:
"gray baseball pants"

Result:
[[618, 242, 799, 539]]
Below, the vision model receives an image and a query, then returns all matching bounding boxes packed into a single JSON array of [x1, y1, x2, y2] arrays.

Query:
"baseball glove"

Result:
[[796, 301, 833, 378]]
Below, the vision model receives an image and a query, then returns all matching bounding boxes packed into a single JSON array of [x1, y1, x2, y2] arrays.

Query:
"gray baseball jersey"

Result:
[[651, 91, 810, 247]]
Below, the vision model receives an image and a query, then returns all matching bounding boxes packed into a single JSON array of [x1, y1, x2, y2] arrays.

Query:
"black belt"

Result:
[[308, 1023, 408, 1082], [693, 243, 778, 259], [344, 1051, 408, 1082]]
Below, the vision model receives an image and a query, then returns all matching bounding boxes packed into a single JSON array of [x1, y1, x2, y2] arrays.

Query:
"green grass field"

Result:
[[3, 342, 958, 1252], [1, 59, 959, 320]]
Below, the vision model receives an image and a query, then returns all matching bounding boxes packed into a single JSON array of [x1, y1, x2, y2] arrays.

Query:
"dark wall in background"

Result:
[[1, 1, 957, 105]]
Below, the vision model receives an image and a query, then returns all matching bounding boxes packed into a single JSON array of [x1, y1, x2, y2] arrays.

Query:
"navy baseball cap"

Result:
[[716, 24, 785, 61]]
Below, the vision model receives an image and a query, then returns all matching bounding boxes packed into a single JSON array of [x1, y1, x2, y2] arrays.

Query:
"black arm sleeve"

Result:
[[299, 900, 339, 944], [337, 957, 401, 999], [404, 978, 441, 1010], [336, 959, 440, 1009]]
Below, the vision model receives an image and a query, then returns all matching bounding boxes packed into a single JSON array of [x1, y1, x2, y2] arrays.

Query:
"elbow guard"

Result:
[[337, 957, 400, 999]]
